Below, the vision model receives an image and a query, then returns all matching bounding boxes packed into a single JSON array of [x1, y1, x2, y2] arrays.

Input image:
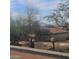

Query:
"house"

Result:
[[36, 27, 69, 42], [47, 27, 69, 41]]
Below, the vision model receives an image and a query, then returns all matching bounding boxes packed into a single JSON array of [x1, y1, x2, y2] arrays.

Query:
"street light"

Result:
[[50, 37, 55, 50]]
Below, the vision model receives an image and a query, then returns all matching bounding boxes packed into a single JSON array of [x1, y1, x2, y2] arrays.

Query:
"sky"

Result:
[[11, 0, 64, 17]]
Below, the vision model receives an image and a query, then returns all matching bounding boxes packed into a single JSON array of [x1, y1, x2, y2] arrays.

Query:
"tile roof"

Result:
[[46, 27, 67, 34]]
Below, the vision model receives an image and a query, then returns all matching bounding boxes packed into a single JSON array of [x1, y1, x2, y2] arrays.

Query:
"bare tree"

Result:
[[25, 7, 41, 34], [45, 0, 69, 27]]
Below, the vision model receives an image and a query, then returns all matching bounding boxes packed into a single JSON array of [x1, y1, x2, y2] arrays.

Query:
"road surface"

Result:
[[10, 50, 59, 59]]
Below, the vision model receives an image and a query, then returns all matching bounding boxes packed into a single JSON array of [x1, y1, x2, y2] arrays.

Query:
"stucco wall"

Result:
[[51, 32, 69, 41]]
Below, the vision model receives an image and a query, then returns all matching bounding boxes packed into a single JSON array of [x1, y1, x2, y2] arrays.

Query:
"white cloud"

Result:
[[11, 0, 59, 10], [25, 0, 58, 10], [11, 0, 63, 17], [10, 11, 20, 17]]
